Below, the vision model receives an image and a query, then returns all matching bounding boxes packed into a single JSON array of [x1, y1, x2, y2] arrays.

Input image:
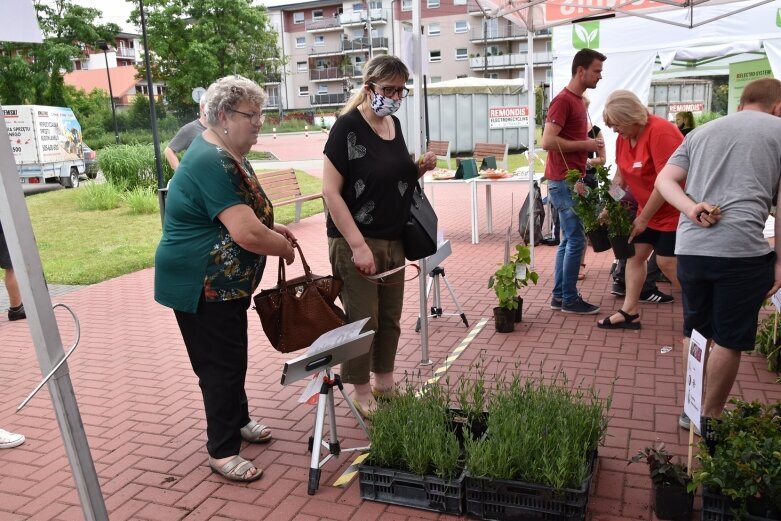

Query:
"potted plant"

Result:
[[604, 196, 635, 259], [488, 244, 538, 331], [360, 381, 465, 514], [565, 167, 611, 252], [629, 441, 693, 520], [463, 372, 610, 520], [693, 399, 781, 521]]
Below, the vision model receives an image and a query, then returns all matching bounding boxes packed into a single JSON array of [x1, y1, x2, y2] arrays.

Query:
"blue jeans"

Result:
[[547, 180, 585, 304]]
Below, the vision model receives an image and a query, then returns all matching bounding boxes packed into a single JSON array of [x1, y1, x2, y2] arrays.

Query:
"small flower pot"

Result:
[[513, 296, 523, 323], [651, 484, 694, 521], [493, 306, 515, 333], [610, 235, 635, 260], [587, 225, 611, 253]]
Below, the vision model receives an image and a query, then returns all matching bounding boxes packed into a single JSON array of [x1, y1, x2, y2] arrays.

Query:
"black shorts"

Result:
[[677, 253, 775, 351], [0, 226, 11, 269], [632, 227, 676, 256]]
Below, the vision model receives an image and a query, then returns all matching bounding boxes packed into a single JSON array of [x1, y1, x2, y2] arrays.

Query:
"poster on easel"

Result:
[[684, 329, 707, 434]]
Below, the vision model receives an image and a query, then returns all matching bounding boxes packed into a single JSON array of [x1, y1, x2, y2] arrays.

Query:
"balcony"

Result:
[[310, 66, 362, 81], [342, 37, 389, 52], [469, 51, 553, 70], [305, 17, 341, 32], [262, 72, 282, 84], [340, 9, 388, 26], [308, 45, 345, 57], [311, 93, 347, 106], [469, 25, 528, 41], [116, 46, 136, 59]]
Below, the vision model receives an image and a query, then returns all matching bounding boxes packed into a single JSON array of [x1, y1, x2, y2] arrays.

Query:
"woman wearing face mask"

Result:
[[322, 55, 437, 418]]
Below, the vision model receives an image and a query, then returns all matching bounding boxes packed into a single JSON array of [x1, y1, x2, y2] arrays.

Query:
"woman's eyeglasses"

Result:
[[370, 83, 409, 98], [229, 108, 265, 125]]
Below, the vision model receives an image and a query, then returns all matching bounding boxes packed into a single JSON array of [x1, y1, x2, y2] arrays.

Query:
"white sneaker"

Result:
[[0, 428, 25, 449]]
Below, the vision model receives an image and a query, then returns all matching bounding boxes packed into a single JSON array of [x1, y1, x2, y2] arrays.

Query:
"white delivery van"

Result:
[[3, 105, 86, 188]]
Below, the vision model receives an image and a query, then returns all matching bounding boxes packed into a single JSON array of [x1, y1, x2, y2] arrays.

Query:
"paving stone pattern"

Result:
[[1, 135, 779, 520]]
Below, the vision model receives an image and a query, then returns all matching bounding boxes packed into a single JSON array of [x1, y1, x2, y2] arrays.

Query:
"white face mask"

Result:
[[370, 91, 401, 117]]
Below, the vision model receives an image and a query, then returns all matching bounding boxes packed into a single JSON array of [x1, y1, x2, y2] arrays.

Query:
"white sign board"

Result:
[[771, 287, 781, 312], [1, 0, 43, 43], [489, 106, 529, 129], [191, 87, 207, 104], [684, 329, 707, 433]]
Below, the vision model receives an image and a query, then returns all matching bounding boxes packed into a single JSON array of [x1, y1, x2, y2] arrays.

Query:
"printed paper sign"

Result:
[[489, 106, 529, 129], [684, 329, 707, 434], [771, 287, 781, 312], [608, 185, 626, 202]]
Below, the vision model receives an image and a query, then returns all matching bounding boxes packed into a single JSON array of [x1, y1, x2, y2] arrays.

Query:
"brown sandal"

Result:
[[240, 420, 272, 443], [597, 309, 641, 330]]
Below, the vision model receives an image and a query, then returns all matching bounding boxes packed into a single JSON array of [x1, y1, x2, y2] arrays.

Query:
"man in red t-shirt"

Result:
[[541, 48, 607, 315], [597, 90, 683, 330]]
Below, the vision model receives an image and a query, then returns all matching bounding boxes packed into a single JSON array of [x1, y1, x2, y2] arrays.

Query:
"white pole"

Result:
[[526, 29, 536, 268]]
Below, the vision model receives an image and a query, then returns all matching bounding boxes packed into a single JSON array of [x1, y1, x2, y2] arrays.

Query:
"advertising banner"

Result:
[[489, 106, 529, 129], [728, 57, 773, 114]]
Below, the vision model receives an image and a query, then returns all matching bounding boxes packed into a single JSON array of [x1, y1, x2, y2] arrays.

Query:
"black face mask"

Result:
[[677, 122, 685, 129]]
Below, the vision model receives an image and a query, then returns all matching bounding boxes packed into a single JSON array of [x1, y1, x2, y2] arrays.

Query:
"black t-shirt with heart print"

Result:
[[324, 108, 418, 240]]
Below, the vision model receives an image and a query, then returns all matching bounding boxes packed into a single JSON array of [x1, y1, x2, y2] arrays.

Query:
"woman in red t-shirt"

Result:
[[598, 90, 684, 330]]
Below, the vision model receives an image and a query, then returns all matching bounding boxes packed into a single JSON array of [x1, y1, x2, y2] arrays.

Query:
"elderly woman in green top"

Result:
[[155, 76, 295, 483]]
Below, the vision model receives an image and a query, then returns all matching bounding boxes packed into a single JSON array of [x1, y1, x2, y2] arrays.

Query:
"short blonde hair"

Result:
[[603, 90, 649, 128], [204, 75, 267, 126]]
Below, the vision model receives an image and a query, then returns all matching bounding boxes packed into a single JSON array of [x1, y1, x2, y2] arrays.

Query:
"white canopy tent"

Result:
[[549, 0, 781, 166], [471, 0, 777, 256]]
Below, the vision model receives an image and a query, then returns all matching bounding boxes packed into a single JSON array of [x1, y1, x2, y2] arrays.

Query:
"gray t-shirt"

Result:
[[167, 119, 206, 153], [667, 110, 781, 258]]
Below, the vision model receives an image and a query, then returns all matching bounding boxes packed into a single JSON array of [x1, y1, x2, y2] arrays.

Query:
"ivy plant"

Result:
[[488, 244, 539, 310]]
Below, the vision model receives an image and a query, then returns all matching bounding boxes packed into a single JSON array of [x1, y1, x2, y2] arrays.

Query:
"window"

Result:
[[427, 0, 440, 8], [369, 1, 383, 8], [455, 48, 468, 60], [352, 3, 363, 11], [428, 23, 440, 36], [352, 29, 363, 38], [297, 61, 307, 72], [453, 0, 467, 4], [318, 85, 328, 94], [457, 74, 467, 78], [484, 72, 498, 79], [454, 20, 468, 33], [314, 35, 325, 46], [429, 50, 441, 62], [295, 37, 305, 48], [299, 86, 309, 96], [431, 76, 441, 83], [312, 9, 323, 20], [293, 12, 304, 24], [401, 0, 412, 10]]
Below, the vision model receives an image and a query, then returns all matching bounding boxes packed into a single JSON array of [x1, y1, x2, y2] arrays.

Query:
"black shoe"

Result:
[[640, 289, 674, 304], [550, 296, 563, 310], [541, 238, 560, 246], [657, 273, 672, 284], [7, 304, 25, 321], [562, 296, 600, 315], [610, 281, 625, 296]]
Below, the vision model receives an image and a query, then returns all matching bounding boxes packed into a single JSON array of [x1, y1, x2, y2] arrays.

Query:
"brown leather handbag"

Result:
[[253, 243, 347, 353]]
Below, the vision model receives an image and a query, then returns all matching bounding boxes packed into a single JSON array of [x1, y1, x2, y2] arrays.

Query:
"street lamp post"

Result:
[[96, 39, 120, 145]]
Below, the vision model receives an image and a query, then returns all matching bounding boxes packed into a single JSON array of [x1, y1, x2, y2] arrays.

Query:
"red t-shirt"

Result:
[[615, 114, 684, 231], [544, 88, 588, 181]]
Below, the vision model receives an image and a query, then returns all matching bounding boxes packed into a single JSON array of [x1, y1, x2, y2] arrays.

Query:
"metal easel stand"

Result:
[[307, 369, 370, 495], [415, 265, 469, 332]]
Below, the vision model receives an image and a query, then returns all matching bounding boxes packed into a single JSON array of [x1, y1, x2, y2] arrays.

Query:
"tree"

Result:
[[0, 0, 118, 106], [130, 0, 281, 113]]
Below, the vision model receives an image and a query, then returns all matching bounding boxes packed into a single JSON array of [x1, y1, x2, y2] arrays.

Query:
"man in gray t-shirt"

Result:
[[656, 77, 781, 436], [164, 96, 208, 171]]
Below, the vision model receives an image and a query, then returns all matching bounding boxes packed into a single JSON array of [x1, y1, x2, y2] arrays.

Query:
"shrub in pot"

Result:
[[565, 167, 611, 252], [691, 399, 781, 520], [629, 441, 693, 520], [488, 244, 538, 331], [604, 197, 635, 259]]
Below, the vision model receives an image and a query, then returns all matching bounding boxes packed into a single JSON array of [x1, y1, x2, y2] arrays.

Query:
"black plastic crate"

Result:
[[701, 487, 779, 521], [358, 463, 465, 515], [465, 451, 597, 521]]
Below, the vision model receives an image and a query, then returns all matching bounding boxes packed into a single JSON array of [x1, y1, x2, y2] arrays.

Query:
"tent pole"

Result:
[[526, 29, 536, 268]]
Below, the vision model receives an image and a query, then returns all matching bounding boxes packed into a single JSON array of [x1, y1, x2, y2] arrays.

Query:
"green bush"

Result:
[[76, 182, 123, 211], [98, 144, 174, 189], [124, 186, 159, 215], [696, 111, 723, 126]]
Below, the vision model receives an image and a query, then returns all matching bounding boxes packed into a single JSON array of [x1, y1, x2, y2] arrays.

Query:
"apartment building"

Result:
[[265, 0, 552, 111]]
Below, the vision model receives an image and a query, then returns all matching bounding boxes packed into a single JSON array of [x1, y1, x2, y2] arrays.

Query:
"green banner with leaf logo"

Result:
[[572, 22, 600, 49]]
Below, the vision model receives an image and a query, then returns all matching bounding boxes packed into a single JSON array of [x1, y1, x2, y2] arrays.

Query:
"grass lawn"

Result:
[[25, 170, 324, 285]]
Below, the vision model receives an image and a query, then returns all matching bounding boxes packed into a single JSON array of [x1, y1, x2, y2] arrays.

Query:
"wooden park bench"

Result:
[[255, 168, 325, 223], [473, 142, 509, 170], [427, 140, 452, 169]]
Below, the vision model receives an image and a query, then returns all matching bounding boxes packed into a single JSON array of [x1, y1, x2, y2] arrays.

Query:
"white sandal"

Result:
[[240, 420, 272, 443], [208, 455, 263, 482]]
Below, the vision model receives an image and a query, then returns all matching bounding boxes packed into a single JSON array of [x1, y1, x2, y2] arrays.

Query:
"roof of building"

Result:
[[63, 65, 140, 95]]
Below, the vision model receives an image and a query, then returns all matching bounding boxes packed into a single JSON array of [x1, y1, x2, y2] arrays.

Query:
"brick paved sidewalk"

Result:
[[1, 156, 779, 520]]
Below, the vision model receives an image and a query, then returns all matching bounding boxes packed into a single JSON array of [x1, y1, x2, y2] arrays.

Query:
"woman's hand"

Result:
[[351, 242, 376, 275], [418, 151, 437, 176], [274, 223, 297, 245], [629, 215, 648, 243]]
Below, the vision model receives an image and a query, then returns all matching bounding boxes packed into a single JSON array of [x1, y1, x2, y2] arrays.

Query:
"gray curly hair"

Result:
[[204, 75, 267, 126]]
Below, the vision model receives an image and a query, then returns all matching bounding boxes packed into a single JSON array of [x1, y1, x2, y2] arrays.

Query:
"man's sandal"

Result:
[[208, 455, 263, 482], [597, 309, 641, 330], [240, 420, 272, 443]]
